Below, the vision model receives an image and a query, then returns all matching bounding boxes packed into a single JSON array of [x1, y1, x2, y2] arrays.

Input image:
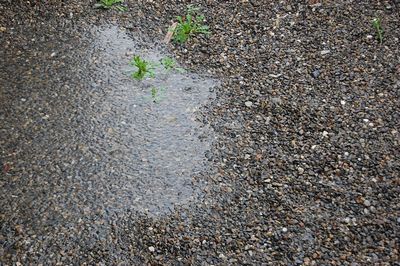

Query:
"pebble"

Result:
[[271, 97, 282, 104], [269, 73, 282, 78], [363, 200, 371, 207], [298, 167, 305, 174], [245, 101, 253, 107], [312, 69, 320, 78]]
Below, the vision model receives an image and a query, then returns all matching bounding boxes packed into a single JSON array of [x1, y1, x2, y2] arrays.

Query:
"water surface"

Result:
[[0, 25, 216, 223]]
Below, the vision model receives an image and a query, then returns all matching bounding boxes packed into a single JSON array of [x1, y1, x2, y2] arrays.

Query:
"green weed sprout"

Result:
[[150, 87, 166, 103], [372, 18, 383, 44], [94, 0, 127, 11], [130, 56, 155, 80], [161, 57, 175, 70], [172, 5, 210, 43], [161, 57, 185, 73]]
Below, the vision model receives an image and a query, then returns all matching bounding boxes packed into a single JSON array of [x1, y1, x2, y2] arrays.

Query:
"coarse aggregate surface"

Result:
[[1, 0, 399, 265]]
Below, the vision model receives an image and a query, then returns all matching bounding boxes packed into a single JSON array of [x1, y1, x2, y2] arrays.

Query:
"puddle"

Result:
[[0, 25, 216, 218]]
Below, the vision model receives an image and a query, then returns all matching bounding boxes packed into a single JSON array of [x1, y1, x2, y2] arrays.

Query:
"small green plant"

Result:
[[150, 87, 166, 103], [160, 57, 185, 73], [172, 5, 210, 43], [130, 56, 155, 80], [372, 18, 383, 44], [161, 57, 175, 70], [94, 0, 127, 11]]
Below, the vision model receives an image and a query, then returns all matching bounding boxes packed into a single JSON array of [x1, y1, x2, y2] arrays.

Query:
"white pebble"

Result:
[[245, 101, 253, 107], [148, 246, 155, 252]]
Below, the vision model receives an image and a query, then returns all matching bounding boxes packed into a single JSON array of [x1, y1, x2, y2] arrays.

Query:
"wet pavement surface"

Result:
[[1, 0, 400, 265], [1, 23, 216, 219]]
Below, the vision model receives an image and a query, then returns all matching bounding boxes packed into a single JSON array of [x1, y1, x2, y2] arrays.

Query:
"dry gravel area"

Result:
[[1, 0, 399, 265]]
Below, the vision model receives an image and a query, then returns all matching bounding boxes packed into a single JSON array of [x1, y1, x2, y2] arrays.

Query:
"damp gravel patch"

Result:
[[0, 22, 217, 252], [1, 0, 400, 265], [64, 25, 217, 215]]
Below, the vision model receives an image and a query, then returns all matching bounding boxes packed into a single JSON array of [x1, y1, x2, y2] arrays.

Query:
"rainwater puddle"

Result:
[[0, 25, 216, 218], [83, 26, 216, 214]]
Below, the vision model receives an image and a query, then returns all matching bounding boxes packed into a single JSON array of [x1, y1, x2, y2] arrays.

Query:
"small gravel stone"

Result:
[[245, 101, 253, 107], [271, 97, 282, 104], [219, 253, 227, 260], [363, 200, 371, 207], [311, 69, 320, 78], [298, 167, 305, 174]]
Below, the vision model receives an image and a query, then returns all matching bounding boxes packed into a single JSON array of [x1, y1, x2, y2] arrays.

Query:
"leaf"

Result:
[[186, 14, 193, 23], [196, 15, 205, 21], [176, 16, 183, 23], [115, 5, 127, 11]]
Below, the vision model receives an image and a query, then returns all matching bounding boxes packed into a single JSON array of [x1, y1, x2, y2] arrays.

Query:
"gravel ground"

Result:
[[1, 0, 399, 265]]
